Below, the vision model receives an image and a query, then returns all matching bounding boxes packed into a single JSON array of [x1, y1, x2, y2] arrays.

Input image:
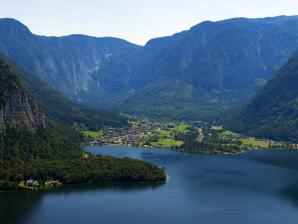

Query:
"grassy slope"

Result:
[[82, 130, 103, 138], [147, 122, 191, 148]]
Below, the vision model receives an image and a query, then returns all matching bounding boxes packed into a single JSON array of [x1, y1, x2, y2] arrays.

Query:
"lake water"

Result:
[[2, 146, 298, 224]]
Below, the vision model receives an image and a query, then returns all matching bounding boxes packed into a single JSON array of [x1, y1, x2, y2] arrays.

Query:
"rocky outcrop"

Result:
[[0, 87, 45, 131], [0, 57, 45, 131]]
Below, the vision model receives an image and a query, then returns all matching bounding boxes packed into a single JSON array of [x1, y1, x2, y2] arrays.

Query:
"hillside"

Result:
[[225, 52, 298, 142], [0, 18, 141, 104], [2, 16, 298, 119], [115, 16, 298, 118], [10, 60, 128, 129], [0, 57, 81, 160], [0, 58, 165, 190]]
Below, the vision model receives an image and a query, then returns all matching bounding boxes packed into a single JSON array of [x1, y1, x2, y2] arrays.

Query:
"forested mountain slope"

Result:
[[225, 52, 298, 142], [10, 60, 128, 129]]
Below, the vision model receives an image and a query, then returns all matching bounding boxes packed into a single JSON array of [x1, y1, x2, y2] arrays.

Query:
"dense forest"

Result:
[[0, 125, 165, 191], [0, 156, 166, 190]]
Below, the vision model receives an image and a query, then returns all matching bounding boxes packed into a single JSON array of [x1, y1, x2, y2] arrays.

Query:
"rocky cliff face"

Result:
[[0, 88, 45, 130], [0, 58, 45, 131]]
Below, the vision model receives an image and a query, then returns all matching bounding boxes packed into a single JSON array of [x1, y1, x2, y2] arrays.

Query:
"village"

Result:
[[84, 117, 193, 149], [89, 128, 148, 146]]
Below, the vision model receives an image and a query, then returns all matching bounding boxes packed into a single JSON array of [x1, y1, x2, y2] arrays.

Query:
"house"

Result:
[[26, 179, 39, 187]]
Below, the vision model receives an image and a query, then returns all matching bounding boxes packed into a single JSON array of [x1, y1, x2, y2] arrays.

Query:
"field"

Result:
[[130, 121, 191, 148], [211, 126, 223, 131], [240, 137, 269, 149], [147, 122, 191, 148], [168, 123, 191, 134], [211, 127, 275, 150], [222, 130, 239, 137], [81, 130, 103, 138], [150, 139, 184, 148]]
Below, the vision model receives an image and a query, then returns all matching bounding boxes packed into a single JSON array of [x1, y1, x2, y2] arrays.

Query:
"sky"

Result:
[[0, 0, 298, 45]]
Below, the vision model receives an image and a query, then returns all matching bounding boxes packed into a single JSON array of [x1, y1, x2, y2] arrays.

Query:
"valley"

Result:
[[2, 6, 298, 223], [82, 116, 296, 154], [2, 14, 298, 193]]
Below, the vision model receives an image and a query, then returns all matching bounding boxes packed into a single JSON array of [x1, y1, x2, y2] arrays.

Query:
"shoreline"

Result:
[[86, 143, 298, 156], [86, 142, 246, 155], [0, 180, 166, 193]]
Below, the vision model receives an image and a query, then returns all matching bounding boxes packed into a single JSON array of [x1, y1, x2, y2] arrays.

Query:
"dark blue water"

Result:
[[2, 146, 298, 224]]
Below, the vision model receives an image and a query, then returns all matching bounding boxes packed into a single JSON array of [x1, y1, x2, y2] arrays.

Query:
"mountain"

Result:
[[1, 16, 298, 119], [9, 59, 128, 129], [116, 16, 298, 119], [0, 18, 141, 104], [225, 52, 298, 142]]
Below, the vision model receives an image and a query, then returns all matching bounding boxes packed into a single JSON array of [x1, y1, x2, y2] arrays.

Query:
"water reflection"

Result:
[[0, 192, 43, 224], [0, 182, 164, 224], [47, 182, 163, 195], [248, 149, 298, 170]]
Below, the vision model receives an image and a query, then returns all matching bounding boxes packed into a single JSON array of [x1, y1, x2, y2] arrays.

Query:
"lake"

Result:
[[2, 146, 298, 224]]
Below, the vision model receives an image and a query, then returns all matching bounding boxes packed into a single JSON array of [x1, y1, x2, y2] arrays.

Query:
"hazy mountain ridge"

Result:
[[1, 16, 298, 119], [137, 16, 298, 90], [115, 16, 298, 118], [0, 18, 141, 104]]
